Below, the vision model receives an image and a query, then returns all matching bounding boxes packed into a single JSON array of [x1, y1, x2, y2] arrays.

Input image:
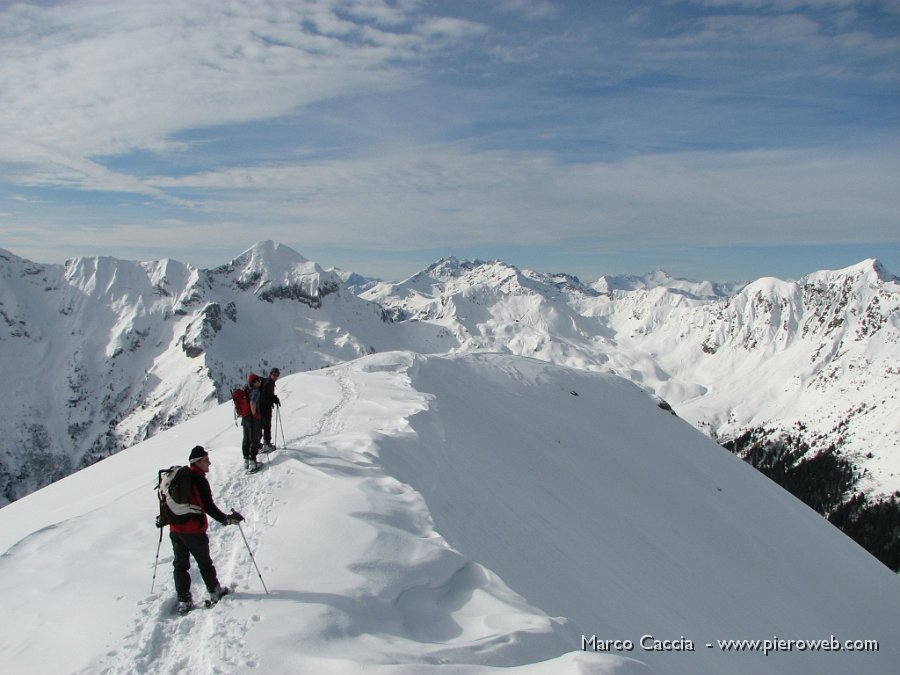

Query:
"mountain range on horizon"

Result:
[[1, 240, 897, 569]]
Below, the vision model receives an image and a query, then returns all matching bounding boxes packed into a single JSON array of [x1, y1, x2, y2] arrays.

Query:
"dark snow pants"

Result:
[[261, 406, 273, 445], [241, 416, 260, 461], [170, 532, 221, 601]]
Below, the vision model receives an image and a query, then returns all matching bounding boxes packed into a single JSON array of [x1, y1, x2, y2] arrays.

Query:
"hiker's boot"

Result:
[[209, 585, 231, 602]]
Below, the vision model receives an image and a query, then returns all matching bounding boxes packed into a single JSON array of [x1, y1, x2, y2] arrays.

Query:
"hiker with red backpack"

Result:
[[165, 445, 244, 614], [237, 374, 264, 473]]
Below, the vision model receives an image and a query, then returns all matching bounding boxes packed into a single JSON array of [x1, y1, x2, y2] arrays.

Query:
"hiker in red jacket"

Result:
[[170, 445, 244, 613]]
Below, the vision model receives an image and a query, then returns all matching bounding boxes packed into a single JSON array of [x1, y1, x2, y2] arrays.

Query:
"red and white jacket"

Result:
[[169, 465, 228, 535]]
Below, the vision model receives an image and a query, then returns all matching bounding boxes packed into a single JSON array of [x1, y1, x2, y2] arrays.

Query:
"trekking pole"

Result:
[[276, 405, 286, 449], [273, 408, 280, 451], [234, 514, 269, 594], [150, 526, 164, 592]]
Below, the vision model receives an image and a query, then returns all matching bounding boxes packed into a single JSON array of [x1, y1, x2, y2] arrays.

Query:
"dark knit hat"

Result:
[[189, 445, 209, 464]]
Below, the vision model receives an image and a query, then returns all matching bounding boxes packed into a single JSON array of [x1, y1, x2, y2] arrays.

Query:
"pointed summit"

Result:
[[419, 256, 484, 281], [847, 258, 896, 284], [230, 241, 314, 277], [216, 241, 342, 298], [801, 258, 898, 287]]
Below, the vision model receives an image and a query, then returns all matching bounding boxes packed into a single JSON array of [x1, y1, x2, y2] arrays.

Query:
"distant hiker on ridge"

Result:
[[168, 445, 243, 614], [260, 368, 281, 452], [245, 373, 263, 472]]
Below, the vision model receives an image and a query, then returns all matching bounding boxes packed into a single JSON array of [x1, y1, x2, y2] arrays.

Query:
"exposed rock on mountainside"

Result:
[[1, 244, 897, 525], [0, 242, 448, 504]]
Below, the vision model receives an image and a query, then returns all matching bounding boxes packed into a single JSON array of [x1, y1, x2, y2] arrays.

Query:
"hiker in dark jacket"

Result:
[[169, 445, 243, 613], [260, 368, 281, 451]]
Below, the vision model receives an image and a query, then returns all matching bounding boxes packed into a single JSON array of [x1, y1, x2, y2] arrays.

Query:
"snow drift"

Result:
[[0, 352, 896, 674]]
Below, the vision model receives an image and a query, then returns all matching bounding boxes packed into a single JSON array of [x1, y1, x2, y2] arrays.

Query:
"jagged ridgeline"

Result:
[[1, 243, 898, 570], [0, 242, 408, 504]]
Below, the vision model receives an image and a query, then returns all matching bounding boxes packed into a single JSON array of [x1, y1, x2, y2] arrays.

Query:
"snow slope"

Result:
[[1, 353, 896, 674], [366, 257, 900, 496]]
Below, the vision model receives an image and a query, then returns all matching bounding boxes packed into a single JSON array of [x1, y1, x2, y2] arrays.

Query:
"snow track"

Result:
[[89, 369, 360, 675], [290, 363, 357, 448], [90, 361, 582, 674], [100, 456, 277, 674]]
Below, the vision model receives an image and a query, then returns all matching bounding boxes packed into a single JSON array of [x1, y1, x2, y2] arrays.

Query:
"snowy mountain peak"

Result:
[[592, 269, 737, 299], [408, 258, 592, 298], [868, 257, 898, 283], [68, 253, 198, 295], [236, 240, 311, 269], [0, 243, 444, 504], [418, 256, 487, 281], [331, 268, 382, 295], [801, 257, 898, 287], [213, 240, 342, 300], [739, 274, 800, 300], [593, 269, 674, 293], [364, 257, 598, 329]]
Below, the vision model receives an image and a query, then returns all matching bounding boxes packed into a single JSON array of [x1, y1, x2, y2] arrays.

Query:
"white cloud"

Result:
[[0, 0, 896, 275], [341, 0, 425, 28], [686, 0, 862, 9], [414, 16, 489, 42], [141, 144, 900, 250], [493, 0, 559, 20], [0, 0, 481, 168], [651, 1, 900, 61]]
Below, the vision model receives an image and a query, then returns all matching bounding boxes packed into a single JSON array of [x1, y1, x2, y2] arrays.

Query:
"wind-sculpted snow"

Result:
[[0, 353, 896, 673], [0, 353, 659, 674]]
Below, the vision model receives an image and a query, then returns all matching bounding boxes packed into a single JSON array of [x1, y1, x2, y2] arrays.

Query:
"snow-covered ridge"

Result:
[[1, 242, 897, 509], [367, 254, 900, 497], [592, 269, 741, 299], [0, 242, 452, 505], [1, 352, 897, 673]]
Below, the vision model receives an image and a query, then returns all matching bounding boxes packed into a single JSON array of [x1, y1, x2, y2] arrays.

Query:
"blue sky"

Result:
[[1, 0, 898, 283]]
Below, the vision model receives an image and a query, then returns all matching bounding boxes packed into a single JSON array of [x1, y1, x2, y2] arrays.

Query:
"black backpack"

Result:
[[155, 466, 202, 527]]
